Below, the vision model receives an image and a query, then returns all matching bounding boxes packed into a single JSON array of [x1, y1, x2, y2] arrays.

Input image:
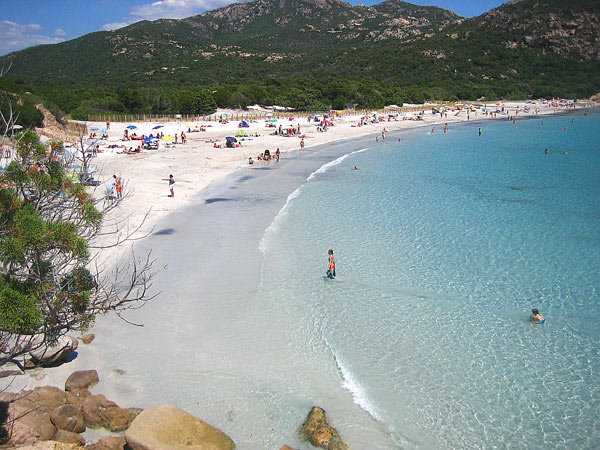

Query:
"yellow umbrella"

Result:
[[162, 136, 173, 141]]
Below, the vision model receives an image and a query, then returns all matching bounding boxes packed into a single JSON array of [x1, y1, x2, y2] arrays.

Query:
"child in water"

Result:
[[530, 308, 545, 323]]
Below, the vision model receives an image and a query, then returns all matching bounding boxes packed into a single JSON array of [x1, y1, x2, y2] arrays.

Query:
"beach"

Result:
[[80, 100, 580, 266], [3, 100, 597, 449]]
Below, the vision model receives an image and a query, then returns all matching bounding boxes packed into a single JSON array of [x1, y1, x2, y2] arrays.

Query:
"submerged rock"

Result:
[[80, 333, 95, 345], [125, 404, 235, 450], [86, 436, 127, 450], [81, 394, 140, 432], [299, 406, 348, 450], [65, 370, 99, 392]]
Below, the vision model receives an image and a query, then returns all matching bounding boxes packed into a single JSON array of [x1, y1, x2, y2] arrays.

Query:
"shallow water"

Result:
[[13, 112, 598, 449]]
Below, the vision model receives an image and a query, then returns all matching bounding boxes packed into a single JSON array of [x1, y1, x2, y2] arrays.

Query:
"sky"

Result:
[[0, 0, 508, 56]]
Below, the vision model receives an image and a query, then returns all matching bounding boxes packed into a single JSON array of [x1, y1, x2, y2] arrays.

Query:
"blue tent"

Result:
[[238, 121, 249, 128]]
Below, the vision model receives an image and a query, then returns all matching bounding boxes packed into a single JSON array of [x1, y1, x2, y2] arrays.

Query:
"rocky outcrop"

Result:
[[85, 436, 127, 450], [125, 404, 235, 450], [81, 394, 140, 432], [1, 374, 139, 447], [65, 370, 99, 392], [299, 407, 348, 450], [54, 429, 85, 446]]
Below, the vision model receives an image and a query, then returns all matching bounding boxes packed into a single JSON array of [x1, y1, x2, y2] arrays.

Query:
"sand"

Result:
[[82, 100, 581, 267]]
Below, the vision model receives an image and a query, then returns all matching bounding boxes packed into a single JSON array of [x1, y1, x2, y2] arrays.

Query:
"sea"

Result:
[[80, 110, 599, 449]]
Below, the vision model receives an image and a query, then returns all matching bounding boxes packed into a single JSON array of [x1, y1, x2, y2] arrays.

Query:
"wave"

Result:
[[258, 185, 303, 255], [333, 352, 383, 422], [306, 147, 368, 181], [259, 147, 369, 255]]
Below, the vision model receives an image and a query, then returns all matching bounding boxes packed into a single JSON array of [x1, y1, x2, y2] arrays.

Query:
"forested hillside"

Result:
[[0, 0, 598, 121]]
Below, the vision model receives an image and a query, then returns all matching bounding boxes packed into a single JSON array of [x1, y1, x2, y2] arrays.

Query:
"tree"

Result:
[[176, 89, 216, 115], [0, 129, 157, 369]]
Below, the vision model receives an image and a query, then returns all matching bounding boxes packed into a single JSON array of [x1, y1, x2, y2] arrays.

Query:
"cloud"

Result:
[[129, 0, 238, 21], [54, 28, 67, 36], [101, 21, 134, 31], [0, 20, 65, 56]]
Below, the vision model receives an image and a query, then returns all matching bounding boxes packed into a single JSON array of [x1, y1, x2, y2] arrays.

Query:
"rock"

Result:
[[0, 363, 24, 378], [1, 386, 69, 443], [299, 407, 348, 450], [65, 370, 99, 392], [50, 404, 86, 433], [80, 334, 95, 345], [125, 404, 235, 450], [55, 429, 86, 445], [81, 394, 139, 432], [10, 441, 80, 450], [280, 446, 297, 450], [28, 336, 79, 367], [86, 436, 127, 450]]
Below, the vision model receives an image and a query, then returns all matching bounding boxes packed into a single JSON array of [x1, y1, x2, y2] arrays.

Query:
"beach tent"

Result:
[[225, 137, 238, 148], [238, 121, 249, 128], [235, 130, 247, 137]]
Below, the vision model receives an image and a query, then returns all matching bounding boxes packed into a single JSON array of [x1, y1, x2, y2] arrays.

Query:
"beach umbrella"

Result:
[[225, 137, 237, 143], [270, 119, 278, 122], [152, 125, 164, 130], [90, 126, 107, 132], [162, 136, 173, 141], [126, 125, 137, 129]]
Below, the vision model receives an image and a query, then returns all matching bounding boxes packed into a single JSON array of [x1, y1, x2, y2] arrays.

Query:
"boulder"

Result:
[[125, 404, 235, 450], [55, 429, 86, 446], [65, 370, 99, 392], [280, 446, 297, 450], [50, 404, 86, 433], [86, 436, 127, 450], [81, 394, 139, 432], [80, 334, 95, 345], [299, 407, 348, 450], [28, 336, 78, 367]]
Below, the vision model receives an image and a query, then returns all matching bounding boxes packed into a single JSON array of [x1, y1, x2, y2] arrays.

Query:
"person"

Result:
[[105, 177, 116, 200], [352, 166, 360, 170], [327, 249, 338, 280], [106, 119, 110, 130], [248, 156, 254, 165], [163, 174, 175, 197], [478, 127, 482, 136], [545, 148, 549, 154], [300, 139, 305, 151], [530, 308, 545, 323], [275, 148, 280, 162], [114, 175, 122, 199]]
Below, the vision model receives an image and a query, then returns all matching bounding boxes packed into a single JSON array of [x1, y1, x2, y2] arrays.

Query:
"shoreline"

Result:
[[1, 101, 596, 447], [83, 100, 592, 267]]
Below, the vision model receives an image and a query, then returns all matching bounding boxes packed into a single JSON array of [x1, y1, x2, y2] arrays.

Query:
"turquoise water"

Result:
[[259, 112, 600, 448], [56, 112, 599, 449]]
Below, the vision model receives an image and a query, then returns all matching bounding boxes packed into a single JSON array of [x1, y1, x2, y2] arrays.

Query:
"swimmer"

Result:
[[352, 166, 360, 170], [248, 156, 254, 165], [545, 149, 549, 154], [530, 308, 545, 323], [563, 151, 568, 155], [478, 128, 482, 136]]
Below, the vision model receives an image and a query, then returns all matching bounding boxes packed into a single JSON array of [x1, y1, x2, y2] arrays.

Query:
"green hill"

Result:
[[0, 0, 598, 118]]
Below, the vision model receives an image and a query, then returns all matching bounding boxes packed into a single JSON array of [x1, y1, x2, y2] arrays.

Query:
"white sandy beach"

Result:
[[82, 100, 581, 266]]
